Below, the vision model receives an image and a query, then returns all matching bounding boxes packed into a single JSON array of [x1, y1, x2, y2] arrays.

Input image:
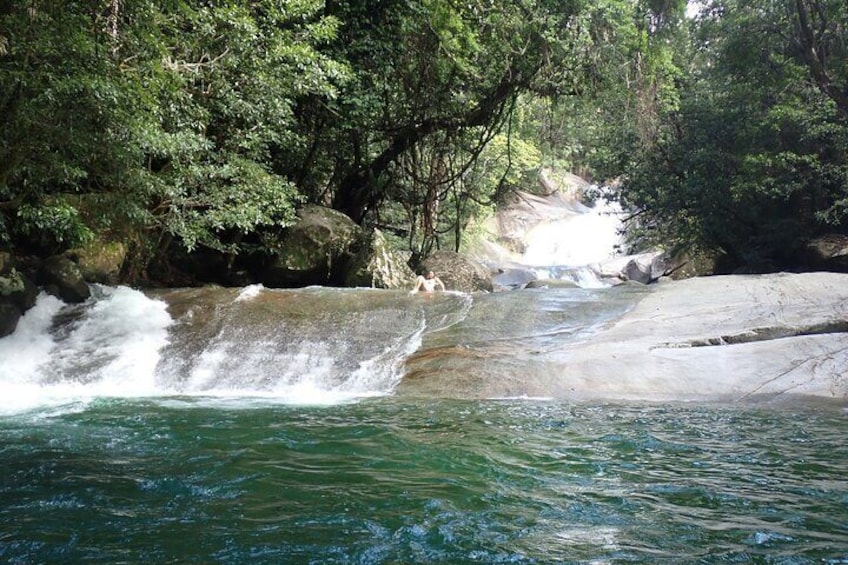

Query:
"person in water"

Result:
[[410, 270, 446, 294]]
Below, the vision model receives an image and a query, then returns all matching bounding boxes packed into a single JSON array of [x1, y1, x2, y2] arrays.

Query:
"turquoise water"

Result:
[[2, 398, 846, 564]]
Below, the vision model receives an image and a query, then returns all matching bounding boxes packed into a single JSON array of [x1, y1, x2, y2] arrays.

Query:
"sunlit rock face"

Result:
[[555, 272, 848, 402], [398, 272, 848, 403]]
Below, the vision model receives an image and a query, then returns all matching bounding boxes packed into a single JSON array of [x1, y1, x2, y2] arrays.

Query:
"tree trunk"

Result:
[[333, 76, 520, 224], [794, 0, 848, 115]]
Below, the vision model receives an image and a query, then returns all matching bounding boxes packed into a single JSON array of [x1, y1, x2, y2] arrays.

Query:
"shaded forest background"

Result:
[[1, 0, 846, 284]]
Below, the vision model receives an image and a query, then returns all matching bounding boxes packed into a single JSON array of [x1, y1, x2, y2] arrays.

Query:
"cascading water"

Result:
[[521, 196, 625, 285], [3, 193, 847, 565], [154, 285, 471, 402], [0, 284, 474, 413], [0, 179, 635, 413], [0, 286, 172, 414], [470, 184, 629, 289]]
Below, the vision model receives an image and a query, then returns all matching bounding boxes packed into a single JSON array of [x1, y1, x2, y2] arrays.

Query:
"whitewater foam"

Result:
[[235, 284, 264, 302], [0, 284, 479, 413], [0, 293, 63, 384], [0, 287, 173, 415], [522, 203, 623, 267]]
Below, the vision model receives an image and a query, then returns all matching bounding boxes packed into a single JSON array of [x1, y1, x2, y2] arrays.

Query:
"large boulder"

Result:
[[69, 238, 127, 285], [39, 255, 91, 303], [599, 248, 726, 281], [805, 234, 848, 272], [420, 249, 493, 293], [665, 249, 725, 279], [618, 251, 671, 284], [0, 253, 40, 336], [345, 229, 416, 289], [262, 205, 363, 288], [492, 267, 538, 290], [0, 268, 38, 312]]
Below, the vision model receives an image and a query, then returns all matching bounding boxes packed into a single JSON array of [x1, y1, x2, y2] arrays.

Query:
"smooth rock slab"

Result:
[[399, 272, 848, 403], [559, 272, 848, 402]]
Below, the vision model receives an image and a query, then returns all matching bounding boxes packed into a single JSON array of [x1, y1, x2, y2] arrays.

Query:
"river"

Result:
[[1, 395, 846, 563], [1, 194, 847, 563]]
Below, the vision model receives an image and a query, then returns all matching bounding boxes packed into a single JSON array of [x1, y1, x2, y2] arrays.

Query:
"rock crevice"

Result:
[[658, 319, 848, 348]]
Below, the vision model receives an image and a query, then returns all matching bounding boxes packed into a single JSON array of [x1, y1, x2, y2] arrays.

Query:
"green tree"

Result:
[[310, 0, 597, 227], [129, 1, 347, 261], [618, 0, 848, 269], [522, 0, 688, 180], [793, 0, 848, 116], [0, 0, 135, 251], [0, 0, 345, 277]]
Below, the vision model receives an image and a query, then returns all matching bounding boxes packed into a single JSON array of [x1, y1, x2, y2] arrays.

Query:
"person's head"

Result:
[[426, 271, 435, 279]]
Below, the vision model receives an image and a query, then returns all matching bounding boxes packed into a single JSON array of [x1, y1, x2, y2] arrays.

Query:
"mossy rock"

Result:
[[0, 252, 39, 311], [69, 239, 127, 285], [345, 229, 415, 289], [667, 249, 724, 279], [262, 205, 363, 287]]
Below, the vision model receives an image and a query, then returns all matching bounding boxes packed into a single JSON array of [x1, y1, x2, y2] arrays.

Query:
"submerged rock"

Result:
[[523, 278, 580, 289]]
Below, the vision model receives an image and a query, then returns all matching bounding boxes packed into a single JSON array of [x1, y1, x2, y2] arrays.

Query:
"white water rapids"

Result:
[[0, 284, 484, 413], [0, 189, 631, 414], [0, 287, 172, 414], [469, 185, 629, 289]]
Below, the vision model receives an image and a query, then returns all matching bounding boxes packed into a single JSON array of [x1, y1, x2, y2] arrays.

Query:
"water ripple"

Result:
[[0, 399, 846, 563]]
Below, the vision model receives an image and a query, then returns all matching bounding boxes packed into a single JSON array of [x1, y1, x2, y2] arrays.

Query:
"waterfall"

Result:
[[0, 174, 634, 413], [522, 199, 623, 268], [472, 183, 627, 289], [0, 284, 471, 413], [0, 286, 171, 415], [156, 285, 438, 404]]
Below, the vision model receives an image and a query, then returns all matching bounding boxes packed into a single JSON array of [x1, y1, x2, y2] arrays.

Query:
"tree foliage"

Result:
[[0, 0, 613, 277], [614, 0, 848, 269], [313, 0, 627, 260], [0, 0, 342, 272], [3, 0, 845, 281]]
